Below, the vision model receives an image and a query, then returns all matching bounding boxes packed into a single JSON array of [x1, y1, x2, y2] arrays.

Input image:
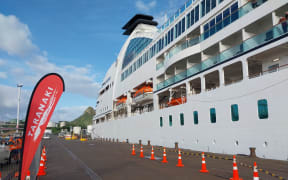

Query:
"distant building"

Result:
[[59, 121, 67, 128], [47, 121, 57, 128]]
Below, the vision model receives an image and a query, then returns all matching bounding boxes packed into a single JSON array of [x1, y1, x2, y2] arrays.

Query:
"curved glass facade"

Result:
[[122, 37, 152, 69]]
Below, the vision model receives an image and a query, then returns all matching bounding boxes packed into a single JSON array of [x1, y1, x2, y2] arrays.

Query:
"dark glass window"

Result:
[[230, 2, 239, 22], [169, 115, 173, 126], [181, 18, 185, 33], [206, 0, 211, 14], [191, 9, 195, 25], [211, 0, 216, 9], [204, 23, 209, 39], [195, 5, 199, 22], [210, 108, 216, 123], [210, 18, 216, 36], [170, 28, 174, 42], [122, 37, 152, 69], [231, 104, 239, 121], [187, 13, 191, 28], [223, 8, 230, 27], [180, 113, 184, 126], [216, 14, 222, 32], [201, 0, 205, 17], [258, 99, 268, 119], [193, 111, 199, 125], [160, 117, 163, 127]]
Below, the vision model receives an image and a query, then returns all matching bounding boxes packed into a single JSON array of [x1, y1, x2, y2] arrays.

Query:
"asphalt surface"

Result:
[[40, 136, 288, 180]]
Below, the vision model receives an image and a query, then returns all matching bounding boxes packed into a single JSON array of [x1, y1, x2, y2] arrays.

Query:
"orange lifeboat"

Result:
[[133, 85, 153, 98], [167, 97, 187, 106], [116, 97, 127, 107]]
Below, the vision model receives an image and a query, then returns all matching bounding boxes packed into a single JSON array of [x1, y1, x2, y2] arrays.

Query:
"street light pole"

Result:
[[16, 84, 23, 133]]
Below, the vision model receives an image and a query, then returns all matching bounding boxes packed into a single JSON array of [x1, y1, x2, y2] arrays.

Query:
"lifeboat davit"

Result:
[[167, 97, 187, 106]]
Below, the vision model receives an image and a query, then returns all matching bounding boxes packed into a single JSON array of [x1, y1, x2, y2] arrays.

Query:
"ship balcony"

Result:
[[132, 92, 153, 105], [115, 103, 127, 111], [156, 20, 288, 91], [156, 0, 268, 71]]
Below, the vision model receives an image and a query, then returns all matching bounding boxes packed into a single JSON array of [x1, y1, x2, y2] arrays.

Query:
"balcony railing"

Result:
[[156, 20, 288, 90], [156, 0, 268, 70]]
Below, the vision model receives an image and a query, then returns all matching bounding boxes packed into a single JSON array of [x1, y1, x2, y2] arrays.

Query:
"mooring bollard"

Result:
[[175, 142, 179, 150], [249, 147, 256, 157]]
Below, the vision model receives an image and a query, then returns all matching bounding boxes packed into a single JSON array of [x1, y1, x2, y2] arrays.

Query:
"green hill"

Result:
[[69, 107, 95, 128]]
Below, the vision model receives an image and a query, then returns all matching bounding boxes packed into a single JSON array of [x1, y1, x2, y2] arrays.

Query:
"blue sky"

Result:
[[0, 0, 185, 122]]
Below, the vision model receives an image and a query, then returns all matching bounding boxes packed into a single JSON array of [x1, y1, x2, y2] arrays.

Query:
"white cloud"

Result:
[[0, 13, 37, 56], [135, 0, 156, 12], [51, 106, 89, 122], [21, 55, 101, 98], [0, 59, 6, 66], [154, 12, 168, 26], [0, 84, 31, 121], [0, 72, 7, 79]]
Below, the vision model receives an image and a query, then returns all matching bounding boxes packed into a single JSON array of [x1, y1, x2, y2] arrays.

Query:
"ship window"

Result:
[[169, 115, 173, 126], [209, 18, 215, 36], [258, 99, 268, 119], [193, 111, 199, 125], [223, 8, 230, 27], [181, 18, 185, 33], [195, 5, 199, 22], [230, 2, 239, 22], [191, 9, 195, 26], [216, 13, 222, 32], [231, 104, 239, 121], [187, 13, 191, 28], [210, 108, 216, 123], [206, 0, 210, 14], [180, 113, 184, 126], [201, 0, 205, 17], [160, 117, 163, 127], [211, 0, 216, 9]]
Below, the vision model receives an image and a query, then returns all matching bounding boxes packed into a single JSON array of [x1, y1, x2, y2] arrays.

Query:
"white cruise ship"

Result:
[[92, 0, 288, 160]]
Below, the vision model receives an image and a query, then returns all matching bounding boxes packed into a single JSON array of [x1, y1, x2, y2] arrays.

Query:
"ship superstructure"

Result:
[[93, 0, 288, 160]]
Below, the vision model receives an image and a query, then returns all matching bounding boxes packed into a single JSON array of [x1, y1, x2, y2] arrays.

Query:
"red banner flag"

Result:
[[19, 73, 65, 180]]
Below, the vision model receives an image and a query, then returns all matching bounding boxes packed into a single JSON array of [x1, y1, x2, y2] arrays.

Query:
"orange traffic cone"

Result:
[[230, 155, 243, 180], [131, 144, 136, 156], [161, 147, 168, 163], [26, 170, 31, 180], [150, 146, 155, 160], [139, 145, 144, 158], [253, 162, 259, 180], [176, 149, 184, 167], [200, 152, 209, 173], [37, 157, 46, 176], [14, 171, 19, 177]]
